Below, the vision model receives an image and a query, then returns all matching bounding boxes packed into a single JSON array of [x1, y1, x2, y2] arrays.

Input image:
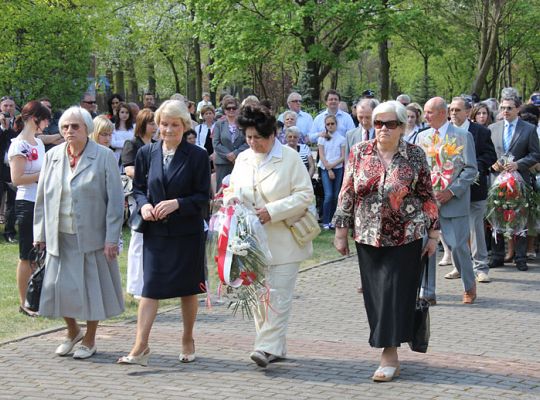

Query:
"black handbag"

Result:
[[25, 246, 46, 313], [409, 255, 430, 353], [128, 207, 147, 233]]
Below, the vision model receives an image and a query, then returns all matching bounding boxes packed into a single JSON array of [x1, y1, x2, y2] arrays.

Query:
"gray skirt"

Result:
[[39, 233, 125, 321]]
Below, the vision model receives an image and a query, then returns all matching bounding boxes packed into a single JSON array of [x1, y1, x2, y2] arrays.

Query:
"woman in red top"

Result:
[[334, 101, 439, 382]]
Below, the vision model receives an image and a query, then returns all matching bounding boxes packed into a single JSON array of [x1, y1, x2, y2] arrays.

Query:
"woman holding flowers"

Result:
[[333, 101, 439, 382], [224, 104, 314, 368]]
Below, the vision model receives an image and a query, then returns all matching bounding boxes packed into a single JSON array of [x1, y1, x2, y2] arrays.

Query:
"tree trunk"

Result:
[[159, 48, 181, 93], [126, 58, 138, 102], [207, 43, 216, 105], [471, 0, 504, 97], [193, 37, 203, 102], [105, 68, 114, 98], [331, 69, 338, 90], [423, 55, 430, 102], [378, 40, 390, 101], [147, 63, 156, 96], [114, 67, 125, 98]]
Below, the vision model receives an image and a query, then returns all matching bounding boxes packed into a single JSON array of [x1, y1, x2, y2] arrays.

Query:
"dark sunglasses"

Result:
[[83, 100, 97, 104], [373, 120, 401, 129], [225, 106, 237, 111], [61, 123, 81, 131], [0, 96, 14, 102]]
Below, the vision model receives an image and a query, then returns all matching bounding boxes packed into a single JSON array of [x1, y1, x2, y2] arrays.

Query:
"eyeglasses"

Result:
[[83, 100, 97, 104], [225, 107, 237, 111], [500, 106, 514, 111], [373, 120, 401, 129], [0, 96, 14, 102], [61, 123, 81, 131], [289, 99, 302, 103]]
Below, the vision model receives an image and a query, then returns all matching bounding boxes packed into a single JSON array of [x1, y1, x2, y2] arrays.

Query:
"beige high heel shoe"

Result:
[[117, 348, 151, 366], [179, 340, 196, 363], [372, 365, 400, 382]]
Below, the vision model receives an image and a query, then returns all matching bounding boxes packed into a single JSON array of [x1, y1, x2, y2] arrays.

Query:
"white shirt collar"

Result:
[[455, 119, 470, 131], [256, 138, 282, 169]]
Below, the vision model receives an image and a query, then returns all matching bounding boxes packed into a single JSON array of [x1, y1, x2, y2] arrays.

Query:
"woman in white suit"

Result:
[[224, 104, 314, 368], [34, 106, 124, 360]]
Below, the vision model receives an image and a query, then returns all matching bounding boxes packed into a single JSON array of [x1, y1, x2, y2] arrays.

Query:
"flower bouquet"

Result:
[[421, 133, 464, 191], [206, 204, 272, 318], [486, 170, 531, 239]]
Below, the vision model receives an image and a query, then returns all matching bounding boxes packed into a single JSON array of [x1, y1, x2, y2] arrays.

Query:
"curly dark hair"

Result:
[[237, 104, 276, 138]]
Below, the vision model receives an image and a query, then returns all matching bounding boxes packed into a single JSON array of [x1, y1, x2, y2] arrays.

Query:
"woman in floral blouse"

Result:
[[333, 101, 439, 382]]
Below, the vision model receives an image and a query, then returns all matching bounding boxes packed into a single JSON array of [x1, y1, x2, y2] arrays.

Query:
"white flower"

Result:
[[405, 204, 415, 214]]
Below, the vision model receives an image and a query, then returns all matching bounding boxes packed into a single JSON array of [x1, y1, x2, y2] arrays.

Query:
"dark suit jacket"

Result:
[[489, 118, 540, 184], [133, 140, 211, 237], [0, 126, 17, 182], [467, 121, 497, 201]]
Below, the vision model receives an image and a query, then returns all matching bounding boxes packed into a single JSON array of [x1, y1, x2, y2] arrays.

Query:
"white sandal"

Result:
[[372, 365, 400, 382]]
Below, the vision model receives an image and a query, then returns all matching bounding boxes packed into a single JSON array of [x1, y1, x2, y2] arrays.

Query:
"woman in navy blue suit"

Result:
[[118, 100, 210, 366]]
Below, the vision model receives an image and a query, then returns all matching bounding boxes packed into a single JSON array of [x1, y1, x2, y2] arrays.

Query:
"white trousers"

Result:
[[126, 230, 144, 296], [253, 262, 299, 357]]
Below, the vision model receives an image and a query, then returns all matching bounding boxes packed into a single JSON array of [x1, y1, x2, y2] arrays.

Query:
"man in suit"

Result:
[[277, 92, 313, 140], [417, 97, 478, 304], [489, 91, 540, 271], [445, 96, 497, 282], [344, 98, 379, 166], [0, 95, 18, 243]]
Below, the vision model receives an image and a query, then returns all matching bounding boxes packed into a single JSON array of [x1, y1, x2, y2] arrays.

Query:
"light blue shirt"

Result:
[[277, 110, 313, 139], [309, 109, 355, 143]]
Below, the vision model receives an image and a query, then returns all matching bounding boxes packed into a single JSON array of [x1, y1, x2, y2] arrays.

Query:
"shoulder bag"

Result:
[[25, 246, 46, 312], [409, 254, 430, 353]]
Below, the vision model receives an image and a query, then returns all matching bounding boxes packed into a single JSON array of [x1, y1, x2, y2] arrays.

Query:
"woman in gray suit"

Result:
[[34, 106, 125, 360], [212, 97, 248, 187]]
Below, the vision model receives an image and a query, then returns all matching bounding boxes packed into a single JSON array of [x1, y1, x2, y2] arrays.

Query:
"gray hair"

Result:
[[58, 106, 94, 136], [357, 98, 380, 111], [372, 100, 408, 126], [287, 92, 302, 103], [396, 94, 411, 104], [285, 126, 301, 137], [451, 96, 472, 110], [283, 110, 297, 121], [155, 100, 192, 130], [500, 87, 521, 107]]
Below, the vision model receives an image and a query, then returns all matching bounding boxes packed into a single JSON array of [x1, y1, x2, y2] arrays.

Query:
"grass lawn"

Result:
[[0, 226, 352, 343]]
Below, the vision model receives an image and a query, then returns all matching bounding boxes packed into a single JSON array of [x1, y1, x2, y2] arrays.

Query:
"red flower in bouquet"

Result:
[[503, 209, 516, 223], [240, 271, 257, 286]]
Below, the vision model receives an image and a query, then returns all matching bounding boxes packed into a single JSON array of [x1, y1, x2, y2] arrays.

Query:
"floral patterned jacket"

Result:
[[333, 139, 439, 247]]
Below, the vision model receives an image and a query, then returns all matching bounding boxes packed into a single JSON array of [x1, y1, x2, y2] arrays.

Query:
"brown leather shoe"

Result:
[[463, 284, 477, 304]]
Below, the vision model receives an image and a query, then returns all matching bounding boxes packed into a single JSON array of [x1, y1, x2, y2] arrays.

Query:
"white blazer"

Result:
[[224, 143, 314, 265]]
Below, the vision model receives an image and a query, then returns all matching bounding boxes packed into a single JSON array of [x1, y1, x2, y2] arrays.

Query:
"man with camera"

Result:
[[0, 95, 18, 243]]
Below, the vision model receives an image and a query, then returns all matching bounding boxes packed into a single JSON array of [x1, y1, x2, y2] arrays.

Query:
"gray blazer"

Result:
[[489, 118, 540, 183], [417, 124, 478, 218], [212, 119, 248, 165], [34, 141, 124, 256], [345, 127, 373, 166]]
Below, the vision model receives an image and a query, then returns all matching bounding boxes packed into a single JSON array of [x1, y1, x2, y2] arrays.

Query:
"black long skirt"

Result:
[[142, 232, 206, 299], [356, 239, 423, 348]]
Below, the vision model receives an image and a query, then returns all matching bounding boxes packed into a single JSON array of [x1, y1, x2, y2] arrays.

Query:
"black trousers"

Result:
[[0, 182, 16, 236]]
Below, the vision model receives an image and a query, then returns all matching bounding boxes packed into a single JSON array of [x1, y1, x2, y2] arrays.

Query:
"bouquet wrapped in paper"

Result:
[[420, 133, 465, 191], [206, 204, 273, 318], [486, 168, 531, 239]]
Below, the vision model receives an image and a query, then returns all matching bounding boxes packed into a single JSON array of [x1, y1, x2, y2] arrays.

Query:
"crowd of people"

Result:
[[0, 84, 539, 382]]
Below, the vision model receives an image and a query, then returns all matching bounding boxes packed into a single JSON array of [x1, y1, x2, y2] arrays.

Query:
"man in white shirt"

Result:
[[196, 92, 212, 120], [277, 92, 313, 140], [309, 89, 355, 142]]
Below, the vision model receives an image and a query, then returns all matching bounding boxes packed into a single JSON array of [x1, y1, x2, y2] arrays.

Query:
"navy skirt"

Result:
[[142, 231, 206, 299]]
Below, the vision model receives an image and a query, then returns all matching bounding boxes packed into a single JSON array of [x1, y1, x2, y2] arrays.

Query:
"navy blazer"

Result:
[[468, 121, 497, 201], [133, 140, 211, 237]]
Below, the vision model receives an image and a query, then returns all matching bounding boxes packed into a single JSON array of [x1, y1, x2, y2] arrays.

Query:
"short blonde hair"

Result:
[[90, 115, 114, 143], [155, 100, 192, 132]]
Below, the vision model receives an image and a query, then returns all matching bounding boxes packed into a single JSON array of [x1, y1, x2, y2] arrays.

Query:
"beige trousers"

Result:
[[253, 262, 299, 357]]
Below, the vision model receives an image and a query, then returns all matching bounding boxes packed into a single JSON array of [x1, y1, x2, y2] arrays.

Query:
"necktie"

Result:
[[503, 123, 513, 152], [163, 153, 173, 173], [363, 129, 369, 141]]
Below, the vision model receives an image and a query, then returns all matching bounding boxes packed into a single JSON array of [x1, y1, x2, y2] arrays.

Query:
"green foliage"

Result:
[[0, 1, 97, 107]]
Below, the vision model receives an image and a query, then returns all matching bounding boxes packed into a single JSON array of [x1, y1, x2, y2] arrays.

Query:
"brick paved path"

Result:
[[0, 255, 539, 399]]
